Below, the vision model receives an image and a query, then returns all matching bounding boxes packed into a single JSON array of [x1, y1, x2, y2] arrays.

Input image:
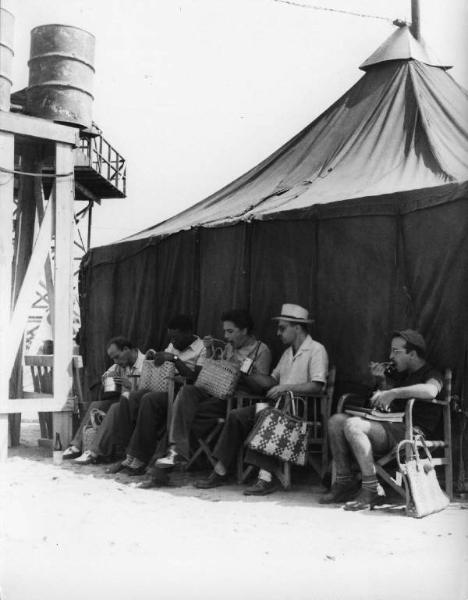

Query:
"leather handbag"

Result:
[[397, 436, 450, 518], [139, 359, 175, 393], [245, 392, 308, 466], [194, 348, 241, 400]]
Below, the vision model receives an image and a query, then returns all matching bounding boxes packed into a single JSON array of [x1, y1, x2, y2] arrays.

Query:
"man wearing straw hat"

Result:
[[195, 303, 328, 495]]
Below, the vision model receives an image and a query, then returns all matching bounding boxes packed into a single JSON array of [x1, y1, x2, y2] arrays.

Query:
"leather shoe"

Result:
[[126, 464, 147, 477], [194, 471, 228, 489], [137, 476, 170, 489], [343, 488, 385, 511], [243, 478, 279, 496], [63, 446, 81, 460], [73, 450, 97, 465], [155, 451, 186, 469], [105, 461, 128, 474], [319, 480, 360, 504]]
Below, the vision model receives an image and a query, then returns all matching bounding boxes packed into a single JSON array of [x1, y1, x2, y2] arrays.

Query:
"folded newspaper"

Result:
[[344, 405, 405, 422]]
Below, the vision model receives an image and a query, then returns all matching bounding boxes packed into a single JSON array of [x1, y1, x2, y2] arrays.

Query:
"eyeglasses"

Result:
[[390, 348, 406, 355]]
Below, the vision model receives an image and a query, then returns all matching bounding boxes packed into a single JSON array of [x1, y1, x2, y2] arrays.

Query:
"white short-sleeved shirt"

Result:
[[271, 335, 328, 386], [166, 336, 206, 369]]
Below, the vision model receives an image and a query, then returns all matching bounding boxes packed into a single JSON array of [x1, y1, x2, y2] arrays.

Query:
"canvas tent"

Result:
[[79, 26, 468, 402]]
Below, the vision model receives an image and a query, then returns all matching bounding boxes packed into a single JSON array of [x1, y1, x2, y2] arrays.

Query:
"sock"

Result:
[[258, 469, 272, 482], [122, 455, 133, 467], [130, 457, 145, 469], [362, 475, 378, 493], [214, 461, 227, 476]]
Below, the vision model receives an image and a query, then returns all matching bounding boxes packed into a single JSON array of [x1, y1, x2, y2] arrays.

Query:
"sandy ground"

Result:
[[0, 422, 467, 600]]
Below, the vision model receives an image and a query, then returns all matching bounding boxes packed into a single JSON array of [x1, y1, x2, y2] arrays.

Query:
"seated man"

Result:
[[153, 309, 272, 475], [195, 303, 328, 496], [105, 314, 207, 474], [64, 336, 145, 461], [320, 329, 443, 511]]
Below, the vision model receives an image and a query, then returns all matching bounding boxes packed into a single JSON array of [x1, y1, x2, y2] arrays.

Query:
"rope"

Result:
[[0, 166, 74, 178], [272, 0, 397, 23]]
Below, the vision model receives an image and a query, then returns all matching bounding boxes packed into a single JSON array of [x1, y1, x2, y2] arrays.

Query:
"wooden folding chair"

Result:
[[184, 393, 238, 471], [336, 368, 453, 501]]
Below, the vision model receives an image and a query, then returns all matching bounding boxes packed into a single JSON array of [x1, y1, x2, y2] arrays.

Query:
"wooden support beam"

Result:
[[34, 176, 55, 331], [0, 112, 78, 146], [6, 201, 52, 376], [2, 397, 73, 414], [52, 143, 75, 446], [0, 131, 14, 461]]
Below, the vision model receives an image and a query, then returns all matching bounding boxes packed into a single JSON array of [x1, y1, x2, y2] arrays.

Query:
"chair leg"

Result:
[[444, 448, 453, 501], [275, 462, 291, 490], [375, 464, 406, 499], [237, 446, 255, 484], [8, 414, 21, 447]]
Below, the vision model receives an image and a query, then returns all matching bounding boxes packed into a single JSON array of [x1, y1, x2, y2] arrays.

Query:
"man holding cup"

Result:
[[63, 336, 145, 462]]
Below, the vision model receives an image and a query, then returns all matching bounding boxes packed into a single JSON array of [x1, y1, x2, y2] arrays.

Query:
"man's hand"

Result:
[[266, 384, 289, 400], [369, 361, 387, 379], [369, 389, 396, 412], [112, 375, 132, 391], [153, 352, 175, 366]]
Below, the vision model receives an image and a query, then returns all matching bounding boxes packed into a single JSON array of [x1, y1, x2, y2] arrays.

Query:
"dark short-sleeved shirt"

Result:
[[390, 364, 443, 436]]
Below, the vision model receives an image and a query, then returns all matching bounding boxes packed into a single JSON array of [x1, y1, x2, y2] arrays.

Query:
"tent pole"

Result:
[[410, 0, 421, 40]]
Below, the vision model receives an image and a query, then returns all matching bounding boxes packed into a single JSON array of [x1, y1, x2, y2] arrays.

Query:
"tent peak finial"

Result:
[[360, 25, 452, 71]]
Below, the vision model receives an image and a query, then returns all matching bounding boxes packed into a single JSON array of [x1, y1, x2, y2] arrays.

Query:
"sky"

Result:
[[4, 0, 468, 247]]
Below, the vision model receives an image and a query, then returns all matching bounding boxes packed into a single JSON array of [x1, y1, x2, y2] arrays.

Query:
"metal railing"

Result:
[[78, 133, 127, 197]]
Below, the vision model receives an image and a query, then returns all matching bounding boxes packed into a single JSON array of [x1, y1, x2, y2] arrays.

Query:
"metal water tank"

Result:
[[26, 24, 95, 127], [0, 7, 14, 111]]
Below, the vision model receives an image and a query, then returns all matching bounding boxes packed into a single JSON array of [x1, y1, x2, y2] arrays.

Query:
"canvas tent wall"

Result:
[[79, 27, 468, 401]]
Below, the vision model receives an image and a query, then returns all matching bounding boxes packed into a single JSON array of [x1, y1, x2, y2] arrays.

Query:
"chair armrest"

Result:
[[402, 396, 449, 407], [336, 393, 367, 413]]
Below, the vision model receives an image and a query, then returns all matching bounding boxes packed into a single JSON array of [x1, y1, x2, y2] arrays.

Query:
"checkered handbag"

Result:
[[139, 359, 175, 393], [246, 392, 309, 466], [194, 348, 240, 400]]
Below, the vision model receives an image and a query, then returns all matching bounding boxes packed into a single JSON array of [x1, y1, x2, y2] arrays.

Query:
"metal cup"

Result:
[[103, 376, 117, 392]]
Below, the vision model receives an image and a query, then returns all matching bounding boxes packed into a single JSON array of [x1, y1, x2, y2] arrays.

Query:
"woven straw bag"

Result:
[[82, 408, 106, 452], [397, 436, 449, 518], [246, 392, 308, 466], [194, 348, 240, 400], [139, 359, 175, 393]]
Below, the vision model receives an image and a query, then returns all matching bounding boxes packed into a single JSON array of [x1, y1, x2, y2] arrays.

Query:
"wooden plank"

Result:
[[6, 200, 52, 376], [0, 130, 14, 461], [0, 112, 78, 146], [0, 398, 73, 414], [52, 142, 75, 446]]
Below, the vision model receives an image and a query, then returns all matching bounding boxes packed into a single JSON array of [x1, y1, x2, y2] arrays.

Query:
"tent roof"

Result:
[[359, 25, 451, 71], [122, 28, 468, 244]]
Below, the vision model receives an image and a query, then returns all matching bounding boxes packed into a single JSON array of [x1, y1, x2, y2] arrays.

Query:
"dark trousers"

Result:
[[169, 384, 227, 460], [118, 389, 147, 450], [213, 404, 282, 474], [127, 391, 169, 463]]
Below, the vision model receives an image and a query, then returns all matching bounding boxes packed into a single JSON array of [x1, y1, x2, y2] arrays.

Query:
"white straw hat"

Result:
[[272, 303, 314, 323]]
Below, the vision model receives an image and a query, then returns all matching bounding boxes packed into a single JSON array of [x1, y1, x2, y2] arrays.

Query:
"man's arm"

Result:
[[370, 379, 441, 411], [266, 381, 324, 400]]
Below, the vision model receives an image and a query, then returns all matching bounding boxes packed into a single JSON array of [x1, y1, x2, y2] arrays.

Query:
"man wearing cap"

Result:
[[321, 329, 443, 511], [195, 303, 328, 495]]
